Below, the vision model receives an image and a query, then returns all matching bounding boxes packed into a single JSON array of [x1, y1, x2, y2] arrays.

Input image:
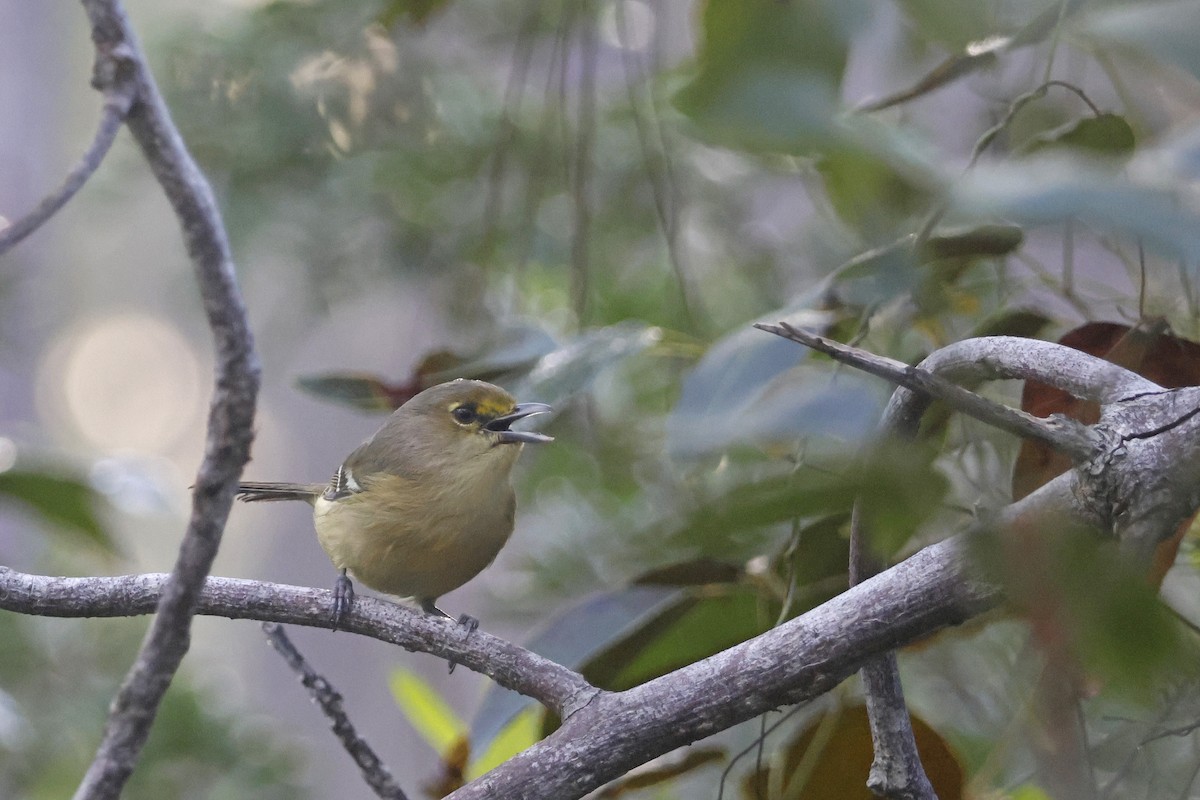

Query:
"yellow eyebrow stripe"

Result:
[[449, 399, 513, 417]]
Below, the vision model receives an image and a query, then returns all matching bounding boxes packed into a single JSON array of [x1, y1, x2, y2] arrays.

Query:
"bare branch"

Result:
[[756, 323, 1099, 462], [0, 567, 593, 718], [263, 623, 409, 800], [846, 334, 1162, 799], [72, 1, 260, 797], [0, 52, 136, 256]]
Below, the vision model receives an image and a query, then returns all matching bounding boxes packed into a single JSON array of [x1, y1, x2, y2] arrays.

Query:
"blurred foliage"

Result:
[[9, 0, 1200, 796], [0, 612, 305, 800], [0, 451, 307, 799], [0, 463, 115, 554], [159, 0, 1200, 793]]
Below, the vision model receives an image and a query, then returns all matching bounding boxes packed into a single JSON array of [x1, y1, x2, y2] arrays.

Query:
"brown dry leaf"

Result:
[[1013, 321, 1200, 587], [422, 736, 469, 798], [740, 705, 962, 800]]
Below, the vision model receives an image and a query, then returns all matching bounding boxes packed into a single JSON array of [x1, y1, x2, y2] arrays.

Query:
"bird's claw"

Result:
[[332, 573, 355, 631]]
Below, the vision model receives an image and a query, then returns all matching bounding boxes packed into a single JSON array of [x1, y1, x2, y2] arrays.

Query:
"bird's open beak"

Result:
[[487, 402, 554, 444]]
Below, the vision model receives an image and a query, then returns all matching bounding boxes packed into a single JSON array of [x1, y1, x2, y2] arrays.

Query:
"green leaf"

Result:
[[0, 468, 115, 552], [675, 0, 864, 154], [852, 443, 948, 559], [1020, 114, 1136, 160], [953, 159, 1200, 262], [973, 525, 1197, 698], [378, 0, 452, 27], [389, 667, 467, 757], [817, 148, 930, 232], [470, 586, 683, 751], [588, 586, 765, 691], [1082, 0, 1200, 81], [969, 309, 1051, 339], [514, 322, 661, 406], [922, 224, 1025, 261]]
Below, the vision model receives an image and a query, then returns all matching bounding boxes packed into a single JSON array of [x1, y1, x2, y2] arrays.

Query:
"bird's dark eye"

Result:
[[451, 405, 476, 425]]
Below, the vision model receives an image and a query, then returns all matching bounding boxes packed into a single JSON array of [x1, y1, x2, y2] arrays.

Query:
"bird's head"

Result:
[[383, 379, 553, 473]]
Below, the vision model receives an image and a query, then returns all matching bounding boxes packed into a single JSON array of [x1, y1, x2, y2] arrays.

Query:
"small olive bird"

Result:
[[236, 379, 552, 627]]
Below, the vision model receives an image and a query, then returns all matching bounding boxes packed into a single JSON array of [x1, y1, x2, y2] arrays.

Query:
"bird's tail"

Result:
[[235, 482, 323, 504]]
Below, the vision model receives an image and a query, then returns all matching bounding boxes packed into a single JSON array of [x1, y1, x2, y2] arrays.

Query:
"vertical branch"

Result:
[[73, 1, 260, 798], [479, 0, 540, 268], [613, 1, 699, 329], [569, 0, 596, 325]]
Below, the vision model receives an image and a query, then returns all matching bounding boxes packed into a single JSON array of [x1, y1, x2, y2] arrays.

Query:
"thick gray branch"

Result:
[[73, 1, 260, 798], [2, 475, 1102, 799]]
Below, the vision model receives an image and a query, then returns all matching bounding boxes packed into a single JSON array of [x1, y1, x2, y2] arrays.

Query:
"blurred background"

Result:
[[5, 0, 1200, 797]]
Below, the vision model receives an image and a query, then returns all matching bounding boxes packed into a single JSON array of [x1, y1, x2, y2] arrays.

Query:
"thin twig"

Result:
[[755, 322, 1098, 462], [0, 48, 137, 256], [71, 1, 260, 798], [263, 623, 409, 800]]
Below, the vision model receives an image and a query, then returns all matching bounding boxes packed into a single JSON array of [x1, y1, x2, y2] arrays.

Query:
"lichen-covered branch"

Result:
[[0, 567, 592, 718]]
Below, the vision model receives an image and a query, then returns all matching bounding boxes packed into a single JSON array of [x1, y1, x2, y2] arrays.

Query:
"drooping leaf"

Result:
[[0, 468, 115, 552], [974, 522, 1196, 698], [1013, 322, 1200, 588], [467, 706, 541, 780], [295, 372, 415, 411], [470, 586, 683, 751], [1020, 113, 1136, 160], [514, 322, 662, 406], [921, 224, 1025, 261]]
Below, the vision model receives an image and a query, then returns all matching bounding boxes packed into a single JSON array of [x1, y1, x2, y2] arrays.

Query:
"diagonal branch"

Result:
[[756, 322, 1098, 462], [0, 50, 136, 256], [72, 1, 260, 798], [844, 334, 1162, 799], [263, 623, 409, 800]]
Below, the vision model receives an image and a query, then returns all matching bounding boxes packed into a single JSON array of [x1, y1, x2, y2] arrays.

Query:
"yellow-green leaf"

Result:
[[389, 668, 467, 757], [467, 706, 541, 779]]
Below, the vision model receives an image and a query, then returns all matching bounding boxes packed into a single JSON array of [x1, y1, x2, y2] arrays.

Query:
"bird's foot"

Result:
[[332, 573, 355, 631], [420, 600, 479, 673]]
